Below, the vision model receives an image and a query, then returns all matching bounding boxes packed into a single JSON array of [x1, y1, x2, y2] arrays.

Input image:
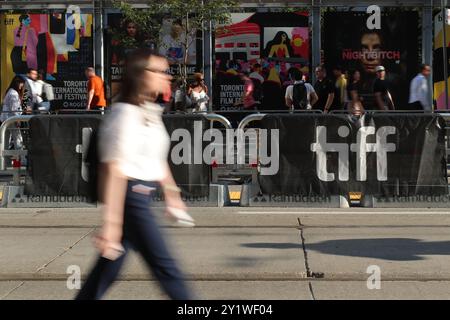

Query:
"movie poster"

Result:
[[106, 14, 200, 101], [323, 11, 420, 109], [105, 14, 156, 101], [0, 13, 93, 109], [433, 10, 450, 110], [214, 12, 310, 111]]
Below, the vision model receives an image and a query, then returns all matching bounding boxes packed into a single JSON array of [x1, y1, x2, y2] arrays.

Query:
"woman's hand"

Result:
[[164, 187, 187, 211], [94, 221, 124, 260]]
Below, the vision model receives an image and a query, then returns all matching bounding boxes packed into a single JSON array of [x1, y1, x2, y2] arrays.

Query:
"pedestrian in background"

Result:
[[313, 65, 335, 113], [22, 68, 39, 113], [347, 69, 364, 116], [188, 72, 209, 112], [85, 67, 107, 111], [373, 65, 395, 110], [332, 65, 347, 111], [285, 68, 318, 110], [35, 69, 54, 112], [1, 76, 25, 150], [408, 64, 432, 111], [76, 49, 194, 300]]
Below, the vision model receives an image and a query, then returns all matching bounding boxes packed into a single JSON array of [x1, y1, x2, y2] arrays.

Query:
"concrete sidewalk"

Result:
[[1, 207, 450, 299]]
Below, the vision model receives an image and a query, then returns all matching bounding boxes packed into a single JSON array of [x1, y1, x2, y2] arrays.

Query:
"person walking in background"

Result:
[[332, 65, 347, 111], [188, 73, 209, 112], [373, 66, 395, 110], [313, 65, 335, 113], [409, 64, 432, 111], [249, 63, 264, 84], [76, 49, 194, 300], [347, 69, 365, 116], [1, 76, 25, 150], [35, 69, 54, 112], [239, 72, 258, 111], [22, 68, 39, 113], [85, 67, 107, 111], [285, 68, 318, 110]]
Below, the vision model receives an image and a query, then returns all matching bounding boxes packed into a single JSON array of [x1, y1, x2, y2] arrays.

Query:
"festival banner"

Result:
[[323, 11, 420, 110], [257, 113, 447, 198], [106, 14, 200, 101], [214, 12, 310, 111], [0, 13, 93, 109]]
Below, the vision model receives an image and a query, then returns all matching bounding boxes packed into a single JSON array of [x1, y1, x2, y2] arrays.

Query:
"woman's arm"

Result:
[[160, 162, 186, 211], [96, 161, 128, 255]]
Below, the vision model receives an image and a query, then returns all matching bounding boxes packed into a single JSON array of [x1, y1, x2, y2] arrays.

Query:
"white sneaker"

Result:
[[166, 207, 195, 227]]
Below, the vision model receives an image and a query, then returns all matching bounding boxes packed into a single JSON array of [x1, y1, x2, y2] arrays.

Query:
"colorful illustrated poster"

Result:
[[323, 11, 420, 109], [433, 10, 450, 110], [1, 13, 93, 109], [214, 12, 310, 111]]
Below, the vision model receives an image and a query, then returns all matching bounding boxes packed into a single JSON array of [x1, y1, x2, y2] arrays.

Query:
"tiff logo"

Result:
[[311, 126, 396, 182]]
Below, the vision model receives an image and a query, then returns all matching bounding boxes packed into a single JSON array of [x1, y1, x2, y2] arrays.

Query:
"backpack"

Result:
[[42, 82, 54, 101], [292, 82, 308, 109]]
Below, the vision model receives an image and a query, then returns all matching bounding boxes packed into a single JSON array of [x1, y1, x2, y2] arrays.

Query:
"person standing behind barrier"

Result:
[[188, 73, 209, 112], [35, 69, 54, 112], [1, 76, 25, 150], [76, 49, 194, 300], [347, 70, 365, 116], [408, 64, 432, 111], [285, 68, 318, 110], [22, 68, 39, 114], [373, 66, 395, 111], [332, 66, 347, 111], [313, 65, 335, 113], [85, 67, 107, 111]]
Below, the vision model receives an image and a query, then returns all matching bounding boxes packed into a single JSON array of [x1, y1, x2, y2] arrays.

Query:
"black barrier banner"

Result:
[[26, 115, 101, 200], [162, 114, 210, 198], [258, 113, 447, 197], [26, 114, 210, 200]]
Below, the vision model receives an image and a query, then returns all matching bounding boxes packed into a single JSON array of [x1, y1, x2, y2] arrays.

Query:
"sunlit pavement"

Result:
[[1, 207, 450, 300]]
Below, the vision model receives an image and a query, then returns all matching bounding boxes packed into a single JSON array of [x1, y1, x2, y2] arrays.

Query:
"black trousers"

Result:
[[76, 180, 192, 300]]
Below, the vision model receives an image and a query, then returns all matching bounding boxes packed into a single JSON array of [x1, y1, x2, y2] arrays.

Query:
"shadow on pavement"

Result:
[[243, 238, 450, 261]]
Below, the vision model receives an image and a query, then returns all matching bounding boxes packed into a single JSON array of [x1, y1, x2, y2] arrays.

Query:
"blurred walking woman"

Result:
[[76, 49, 193, 300], [1, 76, 25, 149]]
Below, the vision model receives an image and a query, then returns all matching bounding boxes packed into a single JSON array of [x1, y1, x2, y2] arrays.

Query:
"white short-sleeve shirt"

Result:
[[99, 102, 170, 181], [285, 81, 315, 109]]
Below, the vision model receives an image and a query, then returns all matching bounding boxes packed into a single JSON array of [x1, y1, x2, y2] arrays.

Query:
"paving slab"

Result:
[[304, 227, 450, 280], [35, 228, 306, 280], [0, 228, 95, 276], [0, 281, 23, 299], [310, 281, 450, 300], [1, 280, 311, 300]]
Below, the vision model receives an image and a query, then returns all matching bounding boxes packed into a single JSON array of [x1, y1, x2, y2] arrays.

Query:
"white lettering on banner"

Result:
[[311, 126, 396, 182], [170, 121, 279, 175], [75, 128, 93, 182]]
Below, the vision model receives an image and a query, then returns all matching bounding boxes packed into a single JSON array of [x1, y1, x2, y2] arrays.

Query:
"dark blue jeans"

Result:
[[76, 180, 192, 300]]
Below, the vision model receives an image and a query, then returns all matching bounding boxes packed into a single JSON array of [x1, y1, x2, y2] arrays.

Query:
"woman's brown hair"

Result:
[[5, 76, 25, 101], [118, 48, 164, 106]]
